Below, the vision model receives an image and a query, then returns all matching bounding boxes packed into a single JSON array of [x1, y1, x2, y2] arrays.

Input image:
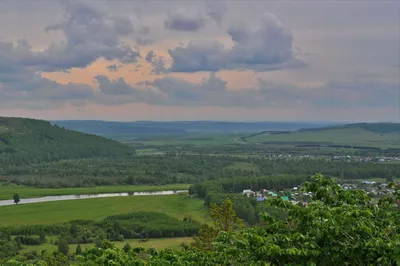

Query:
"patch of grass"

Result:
[[0, 195, 208, 226], [20, 237, 194, 254], [0, 184, 191, 201]]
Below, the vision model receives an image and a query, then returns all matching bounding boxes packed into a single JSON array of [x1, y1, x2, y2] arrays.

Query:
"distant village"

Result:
[[264, 154, 400, 163], [241, 179, 398, 206]]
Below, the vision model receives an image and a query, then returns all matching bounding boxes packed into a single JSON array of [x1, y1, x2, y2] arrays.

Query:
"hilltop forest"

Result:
[[0, 117, 134, 165]]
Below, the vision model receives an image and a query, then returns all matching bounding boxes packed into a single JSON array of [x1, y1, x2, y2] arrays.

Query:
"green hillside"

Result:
[[245, 123, 400, 148], [0, 117, 134, 165], [298, 122, 400, 133]]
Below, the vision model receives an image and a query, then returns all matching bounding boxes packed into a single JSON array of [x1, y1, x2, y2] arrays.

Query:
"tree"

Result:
[[13, 194, 20, 204], [209, 199, 243, 232], [76, 244, 82, 255], [123, 243, 131, 253], [57, 237, 69, 255], [39, 232, 46, 243], [193, 199, 243, 250]]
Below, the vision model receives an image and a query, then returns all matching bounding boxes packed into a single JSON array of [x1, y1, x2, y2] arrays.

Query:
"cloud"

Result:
[[1, 57, 397, 111], [168, 12, 305, 72], [90, 74, 399, 109], [0, 0, 141, 109], [144, 50, 169, 75], [38, 0, 139, 71], [106, 64, 122, 72], [0, 69, 94, 108], [312, 79, 400, 108], [135, 37, 155, 46], [145, 50, 155, 62], [205, 1, 227, 24], [93, 75, 157, 105], [164, 3, 227, 32], [0, 0, 140, 75], [164, 8, 206, 32], [134, 25, 155, 46]]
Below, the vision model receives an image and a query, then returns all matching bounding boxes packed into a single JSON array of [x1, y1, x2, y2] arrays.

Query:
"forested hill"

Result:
[[0, 117, 134, 165]]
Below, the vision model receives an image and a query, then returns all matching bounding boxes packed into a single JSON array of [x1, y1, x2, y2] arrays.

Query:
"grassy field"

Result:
[[0, 184, 191, 201], [0, 195, 208, 226], [122, 133, 241, 146], [21, 237, 194, 254], [246, 128, 400, 148]]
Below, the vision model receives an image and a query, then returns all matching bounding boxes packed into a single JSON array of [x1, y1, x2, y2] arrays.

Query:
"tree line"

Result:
[[0, 211, 199, 261], [1, 154, 398, 188]]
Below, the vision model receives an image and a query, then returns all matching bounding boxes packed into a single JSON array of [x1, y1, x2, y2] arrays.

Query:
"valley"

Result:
[[0, 117, 399, 264]]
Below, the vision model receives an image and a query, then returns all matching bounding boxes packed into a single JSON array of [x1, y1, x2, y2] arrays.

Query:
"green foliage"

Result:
[[123, 243, 131, 253], [0, 231, 20, 260], [13, 194, 20, 204], [101, 211, 200, 239], [57, 238, 69, 255], [209, 199, 243, 232], [1, 212, 200, 248], [14, 235, 44, 246], [204, 192, 285, 225], [193, 199, 243, 251], [202, 174, 400, 265], [39, 233, 45, 243], [75, 244, 82, 255], [1, 152, 399, 188]]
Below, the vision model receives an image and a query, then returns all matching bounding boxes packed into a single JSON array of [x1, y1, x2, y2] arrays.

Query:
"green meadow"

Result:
[[0, 195, 208, 226]]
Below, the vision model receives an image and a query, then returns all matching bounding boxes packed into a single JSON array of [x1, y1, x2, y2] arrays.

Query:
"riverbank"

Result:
[[0, 190, 188, 206], [0, 184, 191, 200]]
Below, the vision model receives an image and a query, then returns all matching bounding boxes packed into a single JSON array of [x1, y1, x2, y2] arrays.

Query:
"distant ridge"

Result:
[[52, 120, 337, 136], [297, 122, 400, 133]]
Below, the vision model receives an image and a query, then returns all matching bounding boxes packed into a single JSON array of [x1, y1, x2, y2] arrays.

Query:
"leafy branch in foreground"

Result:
[[193, 199, 243, 251]]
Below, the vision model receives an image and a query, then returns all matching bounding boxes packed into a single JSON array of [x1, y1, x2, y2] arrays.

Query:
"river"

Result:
[[0, 190, 188, 207]]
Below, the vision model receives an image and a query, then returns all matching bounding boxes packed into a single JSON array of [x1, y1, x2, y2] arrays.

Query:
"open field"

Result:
[[21, 237, 193, 254], [245, 127, 400, 148], [122, 133, 242, 146], [0, 184, 191, 201], [0, 195, 208, 226]]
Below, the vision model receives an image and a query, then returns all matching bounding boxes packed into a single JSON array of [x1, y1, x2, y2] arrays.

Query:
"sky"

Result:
[[0, 0, 399, 122]]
